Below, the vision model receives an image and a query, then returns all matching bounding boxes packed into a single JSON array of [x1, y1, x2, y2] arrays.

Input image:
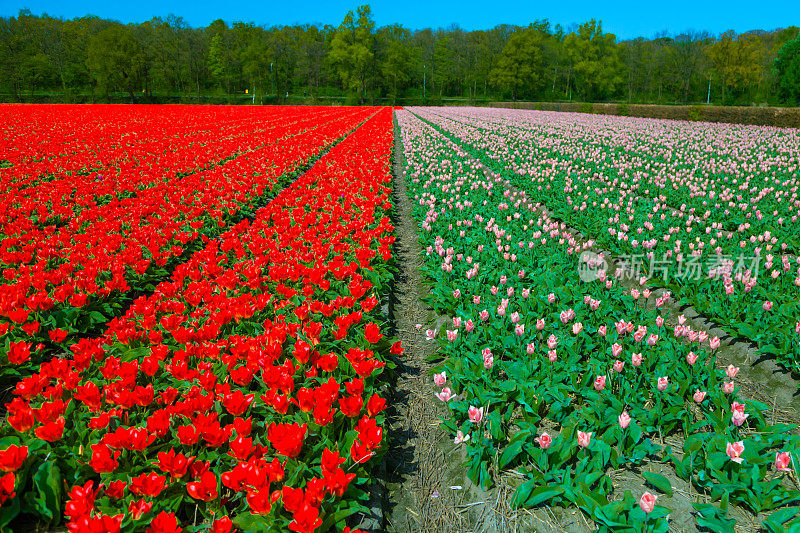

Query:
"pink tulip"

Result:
[[426, 329, 436, 340], [593, 375, 606, 391], [722, 381, 735, 394], [547, 335, 558, 349], [536, 319, 545, 331], [613, 360, 624, 373], [473, 296, 481, 305], [435, 387, 455, 402], [618, 411, 631, 429], [693, 390, 706, 403], [510, 312, 520, 324], [526, 343, 535, 355], [710, 336, 721, 350], [639, 492, 657, 514], [598, 325, 607, 337], [468, 405, 484, 423], [631, 353, 642, 367], [547, 350, 557, 362], [577, 430, 592, 448], [775, 452, 792, 472], [657, 377, 669, 391], [656, 316, 664, 328], [483, 353, 494, 370], [535, 433, 552, 449], [731, 410, 749, 427], [465, 319, 475, 332], [572, 322, 583, 335], [731, 401, 748, 426], [515, 324, 525, 336], [611, 343, 623, 358], [726, 441, 745, 464], [479, 310, 489, 322], [433, 372, 446, 387], [453, 289, 461, 299], [446, 330, 458, 342], [454, 430, 470, 445], [547, 293, 556, 303], [647, 334, 659, 346], [453, 317, 462, 328], [763, 300, 773, 311], [726, 365, 739, 379], [686, 351, 698, 366]]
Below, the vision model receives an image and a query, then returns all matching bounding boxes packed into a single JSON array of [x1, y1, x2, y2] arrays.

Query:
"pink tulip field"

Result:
[[395, 107, 800, 531]]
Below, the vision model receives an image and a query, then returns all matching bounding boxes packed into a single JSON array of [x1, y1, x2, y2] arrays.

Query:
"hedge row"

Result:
[[489, 101, 800, 128]]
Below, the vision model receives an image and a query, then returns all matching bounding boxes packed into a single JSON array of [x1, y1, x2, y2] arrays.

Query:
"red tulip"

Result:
[[187, 471, 218, 502], [34, 416, 65, 442], [0, 445, 27, 472]]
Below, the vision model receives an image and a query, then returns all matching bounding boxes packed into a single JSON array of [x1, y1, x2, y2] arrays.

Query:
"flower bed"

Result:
[[0, 107, 397, 532], [397, 108, 800, 531], [0, 106, 376, 382], [406, 106, 800, 383]]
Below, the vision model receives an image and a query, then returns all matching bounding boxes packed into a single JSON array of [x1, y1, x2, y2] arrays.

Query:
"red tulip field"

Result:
[[0, 104, 799, 532]]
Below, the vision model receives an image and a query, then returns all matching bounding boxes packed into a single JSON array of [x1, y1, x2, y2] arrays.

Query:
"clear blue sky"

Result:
[[3, 0, 799, 39]]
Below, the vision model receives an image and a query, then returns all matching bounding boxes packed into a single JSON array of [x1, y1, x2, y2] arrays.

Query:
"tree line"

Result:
[[1, 6, 799, 106]]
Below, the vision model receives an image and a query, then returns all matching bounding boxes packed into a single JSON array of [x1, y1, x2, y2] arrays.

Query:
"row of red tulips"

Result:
[[0, 107, 397, 532], [0, 107, 377, 381]]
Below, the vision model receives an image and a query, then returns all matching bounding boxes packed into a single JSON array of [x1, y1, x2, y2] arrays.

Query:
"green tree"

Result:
[[86, 24, 145, 102], [378, 24, 413, 102], [775, 35, 800, 105], [240, 27, 272, 102], [206, 20, 236, 97], [328, 4, 374, 103], [295, 25, 327, 99], [489, 27, 544, 101], [707, 30, 763, 103], [563, 20, 623, 101]]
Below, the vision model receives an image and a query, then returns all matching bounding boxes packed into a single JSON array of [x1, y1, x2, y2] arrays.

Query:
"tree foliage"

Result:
[[86, 25, 146, 101], [775, 35, 800, 105], [0, 7, 797, 106], [563, 20, 624, 101], [489, 27, 545, 100], [329, 5, 374, 103]]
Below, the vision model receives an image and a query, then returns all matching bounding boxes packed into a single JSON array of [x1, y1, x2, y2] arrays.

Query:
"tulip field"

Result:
[[0, 103, 799, 532], [396, 107, 800, 531], [0, 105, 397, 532]]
